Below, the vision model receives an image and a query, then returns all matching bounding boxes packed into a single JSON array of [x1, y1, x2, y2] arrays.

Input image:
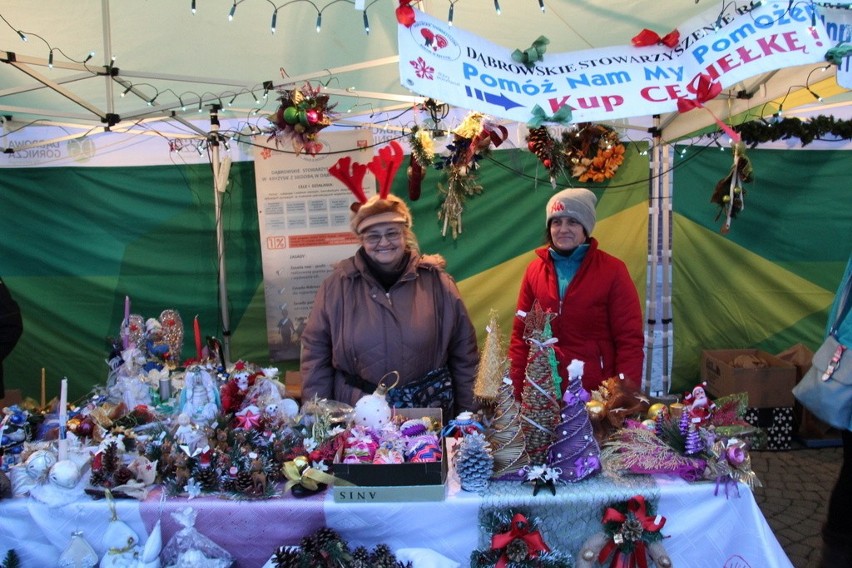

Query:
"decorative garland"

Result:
[[271, 527, 410, 568], [725, 114, 852, 147], [526, 123, 625, 187]]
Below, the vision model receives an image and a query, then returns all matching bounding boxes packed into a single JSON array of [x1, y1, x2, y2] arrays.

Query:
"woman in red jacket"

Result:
[[508, 188, 644, 399]]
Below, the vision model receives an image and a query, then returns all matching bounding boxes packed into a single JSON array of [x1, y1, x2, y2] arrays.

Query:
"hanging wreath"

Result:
[[266, 81, 336, 155], [526, 123, 625, 186]]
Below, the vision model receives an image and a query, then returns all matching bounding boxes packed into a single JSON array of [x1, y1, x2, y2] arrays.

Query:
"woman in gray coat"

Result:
[[300, 194, 479, 420]]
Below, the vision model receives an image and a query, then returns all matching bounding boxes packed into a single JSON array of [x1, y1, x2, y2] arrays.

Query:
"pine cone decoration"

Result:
[[351, 546, 371, 568], [113, 466, 134, 486], [89, 469, 108, 488], [235, 470, 253, 493], [526, 126, 555, 166], [272, 545, 300, 568], [453, 432, 494, 493], [102, 442, 120, 474], [194, 467, 219, 491]]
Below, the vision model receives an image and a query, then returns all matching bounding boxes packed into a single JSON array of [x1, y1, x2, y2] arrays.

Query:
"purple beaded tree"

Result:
[[547, 359, 601, 482]]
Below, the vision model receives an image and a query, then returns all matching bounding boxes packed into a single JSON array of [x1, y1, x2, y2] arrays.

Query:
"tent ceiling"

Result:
[[0, 0, 848, 144]]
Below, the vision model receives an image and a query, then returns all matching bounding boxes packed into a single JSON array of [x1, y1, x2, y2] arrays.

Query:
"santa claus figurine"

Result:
[[683, 383, 715, 426]]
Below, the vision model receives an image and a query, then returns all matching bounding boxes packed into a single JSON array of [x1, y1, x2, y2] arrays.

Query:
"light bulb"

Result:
[[363, 11, 370, 34], [316, 12, 322, 33], [271, 11, 277, 34]]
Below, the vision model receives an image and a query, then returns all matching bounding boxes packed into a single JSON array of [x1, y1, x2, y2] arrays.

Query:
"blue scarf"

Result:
[[549, 244, 589, 300]]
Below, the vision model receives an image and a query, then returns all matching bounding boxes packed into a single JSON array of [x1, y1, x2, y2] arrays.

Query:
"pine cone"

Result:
[[272, 546, 300, 568], [114, 466, 134, 486], [102, 442, 120, 474], [194, 467, 219, 491], [89, 469, 108, 488], [507, 538, 530, 562], [453, 432, 494, 493], [235, 470, 253, 493]]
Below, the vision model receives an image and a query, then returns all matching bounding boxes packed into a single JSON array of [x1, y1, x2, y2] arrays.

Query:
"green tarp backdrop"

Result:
[[1, 142, 849, 402]]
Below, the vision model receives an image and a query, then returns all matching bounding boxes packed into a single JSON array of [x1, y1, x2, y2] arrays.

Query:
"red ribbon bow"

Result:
[[491, 513, 550, 568], [632, 28, 680, 48], [598, 496, 666, 568], [677, 74, 741, 143]]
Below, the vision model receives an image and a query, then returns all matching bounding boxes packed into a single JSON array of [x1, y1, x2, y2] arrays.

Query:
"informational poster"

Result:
[[254, 129, 373, 361]]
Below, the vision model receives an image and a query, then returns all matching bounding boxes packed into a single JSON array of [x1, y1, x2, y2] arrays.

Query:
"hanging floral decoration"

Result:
[[406, 125, 437, 201], [434, 112, 509, 238], [267, 81, 336, 155], [470, 509, 573, 568], [710, 141, 753, 234], [526, 123, 625, 187]]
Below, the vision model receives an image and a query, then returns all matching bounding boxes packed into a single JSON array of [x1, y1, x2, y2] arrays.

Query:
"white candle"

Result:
[[123, 296, 131, 349], [58, 378, 68, 460]]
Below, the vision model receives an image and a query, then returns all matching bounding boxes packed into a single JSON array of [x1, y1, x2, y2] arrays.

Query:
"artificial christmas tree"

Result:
[[474, 309, 506, 404], [486, 377, 531, 479], [518, 303, 563, 465], [548, 359, 601, 482]]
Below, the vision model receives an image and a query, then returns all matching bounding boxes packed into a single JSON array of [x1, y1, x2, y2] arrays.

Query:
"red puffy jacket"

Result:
[[508, 238, 644, 398]]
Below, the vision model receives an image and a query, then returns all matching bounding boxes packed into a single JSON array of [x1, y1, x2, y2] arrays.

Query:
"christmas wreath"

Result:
[[267, 82, 336, 155], [576, 495, 671, 568], [526, 123, 625, 186], [470, 509, 573, 568]]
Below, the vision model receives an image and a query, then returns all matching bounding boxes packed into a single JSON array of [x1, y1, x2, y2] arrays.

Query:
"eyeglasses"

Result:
[[362, 229, 403, 246]]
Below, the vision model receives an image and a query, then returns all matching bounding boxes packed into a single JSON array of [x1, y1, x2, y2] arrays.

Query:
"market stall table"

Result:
[[0, 468, 792, 567]]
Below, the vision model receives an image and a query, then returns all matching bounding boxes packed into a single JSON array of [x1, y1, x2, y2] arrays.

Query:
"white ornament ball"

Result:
[[353, 391, 392, 430], [49, 459, 81, 489], [25, 449, 58, 481]]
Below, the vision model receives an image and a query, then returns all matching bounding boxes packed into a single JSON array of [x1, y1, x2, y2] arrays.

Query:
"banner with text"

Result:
[[399, 1, 828, 123], [254, 130, 373, 361], [822, 6, 852, 88]]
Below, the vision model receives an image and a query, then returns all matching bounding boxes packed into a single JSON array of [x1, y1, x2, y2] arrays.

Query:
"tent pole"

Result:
[[643, 116, 661, 396], [660, 142, 673, 395], [208, 107, 232, 367]]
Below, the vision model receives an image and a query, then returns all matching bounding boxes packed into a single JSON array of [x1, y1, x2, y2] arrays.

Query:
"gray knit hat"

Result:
[[545, 188, 597, 235]]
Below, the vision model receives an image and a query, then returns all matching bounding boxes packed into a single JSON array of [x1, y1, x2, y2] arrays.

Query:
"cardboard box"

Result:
[[743, 407, 794, 451], [332, 407, 446, 502], [333, 483, 446, 503], [701, 349, 797, 408]]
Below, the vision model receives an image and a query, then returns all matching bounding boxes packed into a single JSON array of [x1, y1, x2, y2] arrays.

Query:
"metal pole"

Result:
[[208, 107, 232, 367], [643, 116, 661, 395], [660, 142, 673, 395]]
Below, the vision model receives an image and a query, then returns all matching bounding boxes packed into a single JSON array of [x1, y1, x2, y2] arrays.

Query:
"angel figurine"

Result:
[[178, 365, 220, 425]]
